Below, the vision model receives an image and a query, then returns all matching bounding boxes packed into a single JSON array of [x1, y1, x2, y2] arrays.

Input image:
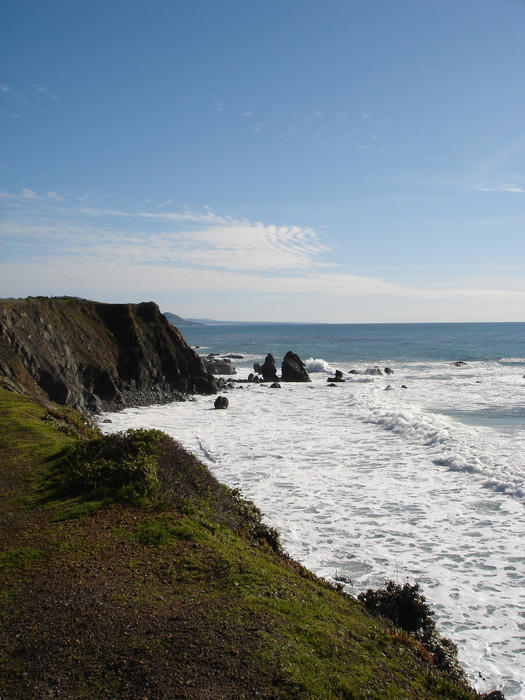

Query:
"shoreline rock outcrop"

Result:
[[0, 296, 217, 413], [203, 355, 237, 375], [254, 353, 278, 382], [281, 351, 311, 382]]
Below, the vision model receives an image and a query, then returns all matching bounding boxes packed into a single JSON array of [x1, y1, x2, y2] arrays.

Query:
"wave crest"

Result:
[[305, 357, 331, 372]]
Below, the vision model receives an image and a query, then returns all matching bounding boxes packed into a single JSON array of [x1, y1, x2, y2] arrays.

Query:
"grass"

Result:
[[48, 428, 165, 504], [0, 546, 44, 572], [0, 387, 483, 699]]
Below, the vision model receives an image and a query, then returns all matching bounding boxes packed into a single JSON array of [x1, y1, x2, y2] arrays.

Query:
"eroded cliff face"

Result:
[[0, 297, 216, 413]]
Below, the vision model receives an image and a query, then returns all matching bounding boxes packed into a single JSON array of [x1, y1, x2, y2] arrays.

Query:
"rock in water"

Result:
[[260, 353, 278, 382], [281, 351, 311, 382], [269, 382, 281, 389], [203, 356, 237, 375], [214, 395, 229, 409]]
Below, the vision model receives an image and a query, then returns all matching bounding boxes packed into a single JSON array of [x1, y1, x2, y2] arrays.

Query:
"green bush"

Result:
[[358, 581, 467, 682], [55, 428, 165, 503], [358, 580, 435, 639]]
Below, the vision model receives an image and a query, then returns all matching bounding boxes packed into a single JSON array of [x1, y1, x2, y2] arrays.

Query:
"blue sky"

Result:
[[1, 0, 524, 322]]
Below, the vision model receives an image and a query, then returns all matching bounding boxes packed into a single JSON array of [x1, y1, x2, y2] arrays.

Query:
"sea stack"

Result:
[[281, 351, 311, 382]]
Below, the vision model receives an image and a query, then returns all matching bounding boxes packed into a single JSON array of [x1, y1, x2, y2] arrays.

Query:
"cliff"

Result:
[[0, 297, 216, 413]]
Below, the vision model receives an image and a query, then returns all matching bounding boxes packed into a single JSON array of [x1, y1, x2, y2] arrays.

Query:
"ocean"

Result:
[[98, 322, 525, 697]]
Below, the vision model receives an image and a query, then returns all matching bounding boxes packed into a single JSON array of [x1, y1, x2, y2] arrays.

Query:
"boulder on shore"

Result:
[[281, 351, 311, 383], [327, 369, 345, 383], [214, 396, 229, 409]]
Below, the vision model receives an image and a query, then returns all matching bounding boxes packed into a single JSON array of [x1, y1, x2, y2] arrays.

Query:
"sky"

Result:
[[1, 0, 524, 322]]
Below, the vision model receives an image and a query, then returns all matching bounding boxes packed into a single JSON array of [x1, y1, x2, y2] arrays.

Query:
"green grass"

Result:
[[0, 546, 44, 572], [120, 515, 206, 546], [48, 428, 165, 504], [0, 389, 93, 467]]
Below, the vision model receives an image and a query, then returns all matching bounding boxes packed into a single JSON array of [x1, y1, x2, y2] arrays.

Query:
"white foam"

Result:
[[98, 361, 525, 697], [305, 357, 331, 372]]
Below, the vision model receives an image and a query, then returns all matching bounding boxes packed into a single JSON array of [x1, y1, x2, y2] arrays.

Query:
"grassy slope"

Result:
[[0, 388, 480, 699]]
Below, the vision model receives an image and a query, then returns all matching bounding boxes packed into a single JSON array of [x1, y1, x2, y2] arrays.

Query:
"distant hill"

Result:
[[163, 312, 204, 327]]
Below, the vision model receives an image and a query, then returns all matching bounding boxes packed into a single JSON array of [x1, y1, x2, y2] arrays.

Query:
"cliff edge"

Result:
[[0, 296, 216, 413]]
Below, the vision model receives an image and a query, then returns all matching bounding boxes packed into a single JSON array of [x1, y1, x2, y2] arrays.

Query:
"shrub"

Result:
[[55, 428, 165, 503], [358, 580, 435, 640], [358, 581, 467, 682]]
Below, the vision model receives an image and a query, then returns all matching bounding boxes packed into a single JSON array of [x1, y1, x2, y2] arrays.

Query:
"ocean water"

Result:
[[99, 322, 525, 697]]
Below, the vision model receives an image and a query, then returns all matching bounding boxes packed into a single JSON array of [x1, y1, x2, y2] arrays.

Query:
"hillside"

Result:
[[0, 297, 216, 413], [163, 312, 203, 327], [0, 386, 487, 699]]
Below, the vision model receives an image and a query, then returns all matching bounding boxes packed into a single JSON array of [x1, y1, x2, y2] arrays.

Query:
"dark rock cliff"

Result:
[[0, 297, 216, 413]]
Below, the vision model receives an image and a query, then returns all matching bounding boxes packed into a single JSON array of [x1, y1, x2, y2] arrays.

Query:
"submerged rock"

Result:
[[384, 367, 394, 375], [214, 396, 229, 409], [281, 351, 311, 382]]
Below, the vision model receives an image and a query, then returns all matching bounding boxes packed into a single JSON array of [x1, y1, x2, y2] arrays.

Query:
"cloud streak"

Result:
[[0, 193, 329, 273], [1, 190, 523, 321], [474, 183, 525, 193]]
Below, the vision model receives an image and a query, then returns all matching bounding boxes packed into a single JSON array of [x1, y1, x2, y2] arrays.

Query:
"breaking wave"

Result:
[[351, 399, 525, 502], [305, 357, 331, 372]]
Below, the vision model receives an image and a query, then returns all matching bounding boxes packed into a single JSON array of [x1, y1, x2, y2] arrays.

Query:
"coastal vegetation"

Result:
[[0, 386, 485, 699]]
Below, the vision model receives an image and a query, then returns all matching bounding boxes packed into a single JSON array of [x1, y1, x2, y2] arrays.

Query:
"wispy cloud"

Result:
[[0, 188, 65, 201], [33, 83, 59, 101], [1, 189, 523, 321], [45, 190, 66, 201], [0, 191, 329, 273], [474, 183, 525, 193]]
